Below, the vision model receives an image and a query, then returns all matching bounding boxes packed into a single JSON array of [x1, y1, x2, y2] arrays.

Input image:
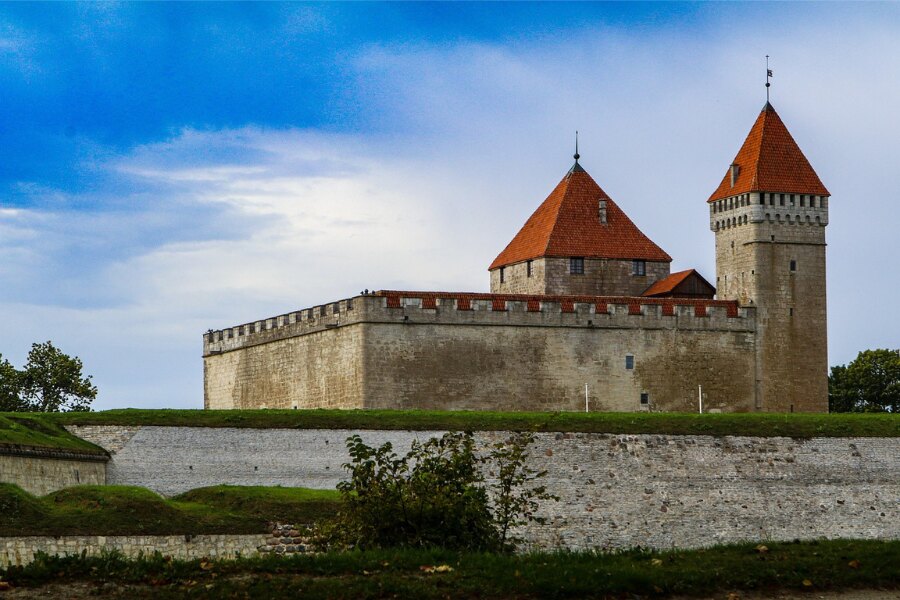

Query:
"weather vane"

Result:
[[574, 131, 580, 163], [766, 55, 773, 103]]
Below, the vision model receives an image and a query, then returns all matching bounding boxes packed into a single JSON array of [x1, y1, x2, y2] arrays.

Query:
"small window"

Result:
[[632, 260, 646, 276], [625, 355, 634, 370], [570, 257, 584, 275], [526, 260, 533, 278], [499, 267, 505, 283], [640, 392, 649, 405], [789, 260, 797, 272]]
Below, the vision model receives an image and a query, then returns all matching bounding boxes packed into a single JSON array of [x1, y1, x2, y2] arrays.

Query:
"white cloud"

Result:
[[2, 9, 899, 408]]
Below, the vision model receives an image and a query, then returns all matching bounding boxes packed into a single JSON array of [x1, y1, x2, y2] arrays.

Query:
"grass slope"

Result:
[[47, 408, 900, 438], [2, 540, 898, 599], [0, 414, 106, 455], [0, 484, 340, 536]]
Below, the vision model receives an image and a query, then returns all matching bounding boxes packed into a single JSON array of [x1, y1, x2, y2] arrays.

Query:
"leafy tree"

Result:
[[0, 342, 97, 412], [829, 349, 900, 413], [313, 431, 556, 552], [0, 355, 26, 412]]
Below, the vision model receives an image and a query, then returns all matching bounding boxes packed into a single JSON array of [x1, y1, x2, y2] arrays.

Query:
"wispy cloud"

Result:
[[1, 4, 898, 409]]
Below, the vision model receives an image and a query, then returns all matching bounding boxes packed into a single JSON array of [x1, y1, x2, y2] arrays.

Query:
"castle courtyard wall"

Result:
[[203, 294, 757, 412]]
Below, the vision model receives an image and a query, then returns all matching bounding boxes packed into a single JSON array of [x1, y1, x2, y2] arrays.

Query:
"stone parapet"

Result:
[[203, 292, 754, 357]]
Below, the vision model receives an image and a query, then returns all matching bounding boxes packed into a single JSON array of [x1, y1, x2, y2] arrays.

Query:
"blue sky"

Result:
[[1, 2, 898, 409]]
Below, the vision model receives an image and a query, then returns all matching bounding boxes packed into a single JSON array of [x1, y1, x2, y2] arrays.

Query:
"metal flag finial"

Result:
[[574, 131, 580, 162], [766, 55, 773, 102]]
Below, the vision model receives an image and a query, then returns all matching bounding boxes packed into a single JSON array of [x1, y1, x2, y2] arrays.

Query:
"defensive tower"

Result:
[[709, 102, 830, 412]]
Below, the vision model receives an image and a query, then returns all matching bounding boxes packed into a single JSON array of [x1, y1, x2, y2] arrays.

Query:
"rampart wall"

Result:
[[203, 292, 757, 412], [0, 447, 107, 496], [66, 425, 900, 551]]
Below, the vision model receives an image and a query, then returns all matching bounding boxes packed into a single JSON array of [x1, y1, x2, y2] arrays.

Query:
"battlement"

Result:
[[710, 191, 829, 232], [203, 291, 754, 356]]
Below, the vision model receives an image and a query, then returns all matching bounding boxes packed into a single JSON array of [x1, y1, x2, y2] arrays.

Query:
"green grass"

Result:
[[0, 484, 340, 536], [0, 413, 106, 455], [1, 540, 897, 599], [44, 408, 900, 438]]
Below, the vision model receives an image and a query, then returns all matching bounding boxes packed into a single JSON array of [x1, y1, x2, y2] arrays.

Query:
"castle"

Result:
[[203, 100, 830, 413]]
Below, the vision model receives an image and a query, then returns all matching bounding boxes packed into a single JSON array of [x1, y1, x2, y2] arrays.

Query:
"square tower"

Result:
[[490, 160, 671, 296], [709, 102, 830, 412]]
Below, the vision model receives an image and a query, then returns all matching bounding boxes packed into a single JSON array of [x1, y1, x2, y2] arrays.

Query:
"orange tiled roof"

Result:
[[641, 269, 697, 297], [708, 102, 829, 202], [489, 163, 671, 270]]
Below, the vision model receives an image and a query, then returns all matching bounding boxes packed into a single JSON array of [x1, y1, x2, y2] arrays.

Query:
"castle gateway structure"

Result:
[[203, 101, 830, 413]]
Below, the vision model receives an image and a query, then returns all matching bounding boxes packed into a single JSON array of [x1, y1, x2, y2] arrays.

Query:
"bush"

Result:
[[313, 431, 555, 552]]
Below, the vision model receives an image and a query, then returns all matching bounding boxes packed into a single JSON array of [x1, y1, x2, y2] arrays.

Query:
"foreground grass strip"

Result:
[[0, 484, 340, 536], [1, 540, 897, 599], [45, 408, 900, 438], [0, 413, 106, 455]]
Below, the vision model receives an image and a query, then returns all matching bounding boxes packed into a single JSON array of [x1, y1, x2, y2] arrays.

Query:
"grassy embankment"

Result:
[[0, 484, 340, 536], [47, 408, 900, 438], [1, 540, 898, 599], [0, 413, 106, 455]]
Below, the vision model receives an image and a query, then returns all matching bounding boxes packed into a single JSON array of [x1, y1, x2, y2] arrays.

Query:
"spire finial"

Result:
[[574, 130, 580, 162], [765, 55, 772, 103]]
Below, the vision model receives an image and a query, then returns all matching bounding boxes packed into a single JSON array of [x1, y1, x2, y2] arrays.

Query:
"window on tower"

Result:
[[570, 257, 584, 275], [499, 267, 505, 283], [790, 260, 797, 272], [526, 260, 533, 278]]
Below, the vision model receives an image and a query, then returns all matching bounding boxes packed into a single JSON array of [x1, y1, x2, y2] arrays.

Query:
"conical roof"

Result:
[[489, 163, 671, 270], [708, 102, 829, 202]]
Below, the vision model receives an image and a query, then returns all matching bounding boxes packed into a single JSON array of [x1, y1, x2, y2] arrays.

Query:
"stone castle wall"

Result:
[[490, 257, 669, 297], [0, 448, 107, 496], [66, 425, 900, 551], [203, 293, 756, 412], [712, 192, 829, 412]]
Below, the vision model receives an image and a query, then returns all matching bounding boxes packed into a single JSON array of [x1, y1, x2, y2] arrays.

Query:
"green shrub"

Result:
[[313, 431, 555, 552]]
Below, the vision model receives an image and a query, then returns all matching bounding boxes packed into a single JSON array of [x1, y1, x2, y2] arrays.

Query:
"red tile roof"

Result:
[[708, 102, 829, 202], [489, 164, 671, 270], [641, 268, 714, 298], [641, 269, 695, 297]]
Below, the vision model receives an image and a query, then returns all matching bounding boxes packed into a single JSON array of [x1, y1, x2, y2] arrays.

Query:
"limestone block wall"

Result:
[[712, 191, 829, 412], [67, 425, 900, 551], [0, 533, 268, 568], [203, 293, 756, 412], [490, 258, 670, 297], [489, 258, 547, 295], [0, 449, 107, 496]]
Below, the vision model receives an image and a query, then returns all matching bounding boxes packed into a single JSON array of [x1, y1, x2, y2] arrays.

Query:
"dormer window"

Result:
[[598, 200, 607, 224]]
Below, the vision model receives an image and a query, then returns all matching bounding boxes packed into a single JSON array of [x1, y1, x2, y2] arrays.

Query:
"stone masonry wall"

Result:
[[0, 533, 269, 568], [490, 258, 670, 297], [203, 293, 756, 412], [712, 191, 829, 412], [67, 426, 900, 551], [489, 258, 547, 295], [0, 450, 106, 496]]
